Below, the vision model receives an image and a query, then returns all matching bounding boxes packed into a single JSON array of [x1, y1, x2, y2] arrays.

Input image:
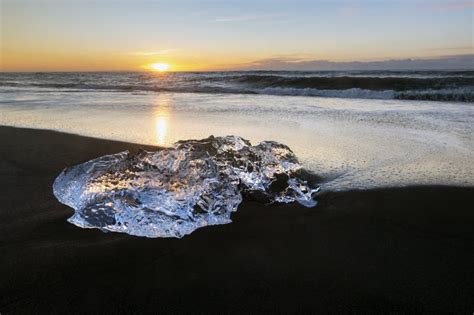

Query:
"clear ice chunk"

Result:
[[53, 136, 320, 238]]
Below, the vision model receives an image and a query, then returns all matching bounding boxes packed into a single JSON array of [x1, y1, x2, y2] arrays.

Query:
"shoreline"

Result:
[[1, 124, 473, 191], [1, 126, 474, 313]]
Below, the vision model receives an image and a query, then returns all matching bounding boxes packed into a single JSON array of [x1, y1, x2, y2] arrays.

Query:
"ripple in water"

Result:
[[53, 136, 320, 238]]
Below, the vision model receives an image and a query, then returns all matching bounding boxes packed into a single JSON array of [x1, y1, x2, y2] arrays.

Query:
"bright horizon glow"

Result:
[[1, 0, 473, 72], [150, 63, 170, 72]]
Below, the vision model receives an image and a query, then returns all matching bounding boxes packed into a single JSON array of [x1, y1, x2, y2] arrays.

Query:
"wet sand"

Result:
[[1, 126, 473, 313]]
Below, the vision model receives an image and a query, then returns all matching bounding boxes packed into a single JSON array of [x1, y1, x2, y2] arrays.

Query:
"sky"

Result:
[[1, 0, 473, 71]]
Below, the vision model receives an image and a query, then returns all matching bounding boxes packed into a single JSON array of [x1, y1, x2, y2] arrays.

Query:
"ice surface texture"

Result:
[[53, 136, 320, 238]]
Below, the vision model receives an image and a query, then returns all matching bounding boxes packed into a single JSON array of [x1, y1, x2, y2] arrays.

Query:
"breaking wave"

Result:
[[227, 74, 473, 90], [255, 87, 396, 99], [53, 136, 320, 238], [253, 87, 474, 101]]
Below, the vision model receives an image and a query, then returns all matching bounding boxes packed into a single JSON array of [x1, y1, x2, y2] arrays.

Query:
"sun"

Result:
[[150, 63, 170, 72]]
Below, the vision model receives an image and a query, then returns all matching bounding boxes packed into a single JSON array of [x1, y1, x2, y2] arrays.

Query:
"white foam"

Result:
[[256, 87, 395, 99]]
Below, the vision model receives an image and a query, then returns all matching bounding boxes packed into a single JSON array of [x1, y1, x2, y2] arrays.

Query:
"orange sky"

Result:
[[1, 0, 472, 72]]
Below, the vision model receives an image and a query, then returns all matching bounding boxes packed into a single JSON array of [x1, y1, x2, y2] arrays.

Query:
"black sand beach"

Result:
[[1, 126, 473, 313]]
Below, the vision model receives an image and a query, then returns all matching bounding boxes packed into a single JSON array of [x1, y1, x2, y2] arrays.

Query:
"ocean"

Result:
[[1, 71, 473, 101], [1, 71, 473, 191]]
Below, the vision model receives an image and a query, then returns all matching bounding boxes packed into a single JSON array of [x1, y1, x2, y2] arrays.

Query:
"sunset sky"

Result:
[[1, 0, 473, 71]]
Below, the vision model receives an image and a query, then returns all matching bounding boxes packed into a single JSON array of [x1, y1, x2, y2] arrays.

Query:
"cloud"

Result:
[[429, 0, 474, 11], [226, 54, 474, 71], [129, 49, 179, 56], [427, 46, 474, 52], [215, 14, 279, 23], [338, 4, 364, 16]]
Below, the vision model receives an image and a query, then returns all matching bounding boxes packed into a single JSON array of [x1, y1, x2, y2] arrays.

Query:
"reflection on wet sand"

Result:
[[154, 94, 170, 146]]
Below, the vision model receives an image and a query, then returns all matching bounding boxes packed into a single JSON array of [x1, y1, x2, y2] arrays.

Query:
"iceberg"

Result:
[[53, 136, 319, 238]]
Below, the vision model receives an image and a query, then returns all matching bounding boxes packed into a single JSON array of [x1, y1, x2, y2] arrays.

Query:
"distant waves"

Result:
[[1, 71, 473, 102]]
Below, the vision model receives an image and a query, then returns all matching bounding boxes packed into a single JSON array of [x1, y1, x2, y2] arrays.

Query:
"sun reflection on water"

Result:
[[153, 95, 171, 146], [155, 116, 167, 145]]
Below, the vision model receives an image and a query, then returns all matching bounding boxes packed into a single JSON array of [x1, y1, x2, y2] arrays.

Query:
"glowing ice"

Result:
[[53, 136, 319, 238]]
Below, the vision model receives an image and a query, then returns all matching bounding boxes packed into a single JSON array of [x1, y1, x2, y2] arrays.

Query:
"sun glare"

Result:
[[151, 63, 170, 72]]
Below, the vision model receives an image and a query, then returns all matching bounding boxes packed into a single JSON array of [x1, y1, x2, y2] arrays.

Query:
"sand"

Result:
[[1, 126, 473, 313]]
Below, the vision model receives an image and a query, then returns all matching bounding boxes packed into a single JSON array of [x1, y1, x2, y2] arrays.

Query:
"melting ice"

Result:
[[53, 136, 319, 238]]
